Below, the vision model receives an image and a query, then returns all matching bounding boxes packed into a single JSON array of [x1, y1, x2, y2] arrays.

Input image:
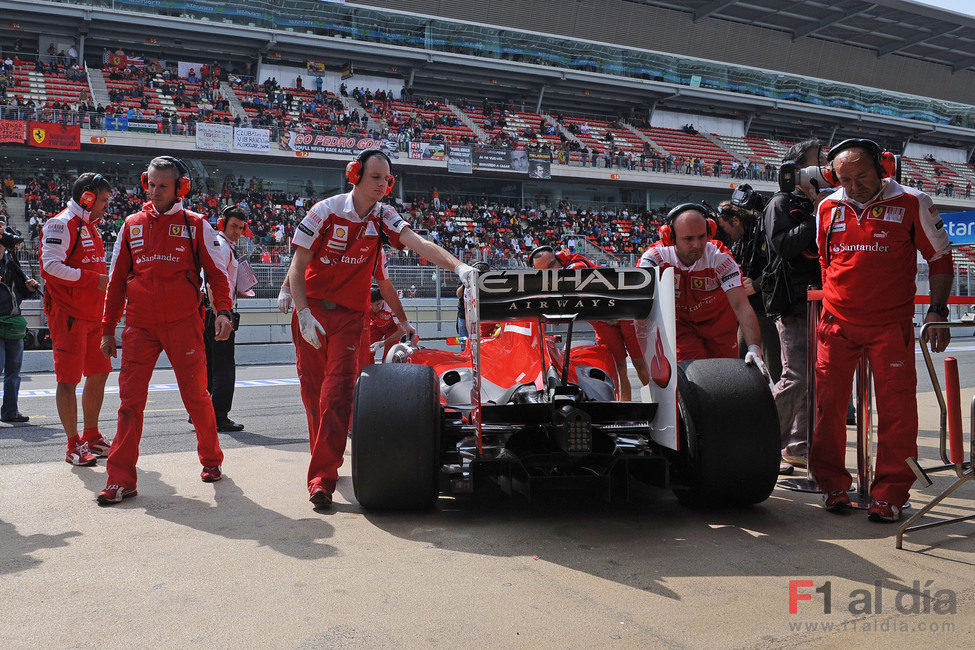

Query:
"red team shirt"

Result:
[[638, 241, 743, 324], [817, 180, 952, 326], [291, 192, 409, 311], [39, 200, 108, 322]]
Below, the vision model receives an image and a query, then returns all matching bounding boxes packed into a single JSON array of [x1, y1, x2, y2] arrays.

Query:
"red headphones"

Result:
[[79, 173, 104, 211], [141, 156, 191, 198], [345, 149, 395, 196], [658, 203, 717, 246], [823, 138, 896, 186]]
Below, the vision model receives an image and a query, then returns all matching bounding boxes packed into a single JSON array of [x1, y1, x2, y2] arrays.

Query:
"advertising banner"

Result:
[[177, 60, 205, 79], [282, 131, 396, 158], [528, 150, 552, 179], [196, 122, 234, 151], [234, 127, 270, 152], [0, 120, 25, 143], [27, 122, 80, 149], [447, 145, 473, 174], [409, 142, 446, 161], [941, 211, 975, 245], [127, 120, 159, 133], [473, 147, 511, 170]]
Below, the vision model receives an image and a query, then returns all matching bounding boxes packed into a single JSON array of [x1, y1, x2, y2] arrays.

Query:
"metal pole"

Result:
[[435, 268, 442, 332], [854, 354, 873, 506]]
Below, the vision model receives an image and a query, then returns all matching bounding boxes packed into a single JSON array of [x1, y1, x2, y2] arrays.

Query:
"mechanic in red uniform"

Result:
[[357, 249, 416, 369], [529, 245, 650, 401], [96, 156, 234, 505], [638, 204, 767, 375], [40, 172, 113, 467], [360, 286, 405, 367], [812, 139, 952, 522], [289, 149, 475, 508]]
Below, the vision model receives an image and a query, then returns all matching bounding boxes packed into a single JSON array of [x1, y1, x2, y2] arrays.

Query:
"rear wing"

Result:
[[476, 268, 655, 322], [462, 268, 674, 449]]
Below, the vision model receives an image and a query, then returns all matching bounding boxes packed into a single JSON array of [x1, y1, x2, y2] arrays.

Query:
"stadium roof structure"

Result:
[[2, 0, 975, 156], [628, 0, 975, 74]]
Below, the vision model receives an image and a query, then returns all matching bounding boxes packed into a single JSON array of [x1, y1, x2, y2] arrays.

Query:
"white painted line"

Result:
[[16, 378, 300, 399]]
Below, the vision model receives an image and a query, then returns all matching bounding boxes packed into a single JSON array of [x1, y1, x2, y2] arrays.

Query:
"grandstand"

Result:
[[2, 0, 975, 292]]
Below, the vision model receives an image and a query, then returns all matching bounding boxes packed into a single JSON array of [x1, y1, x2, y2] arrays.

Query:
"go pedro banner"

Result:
[[27, 122, 80, 149], [941, 211, 975, 245]]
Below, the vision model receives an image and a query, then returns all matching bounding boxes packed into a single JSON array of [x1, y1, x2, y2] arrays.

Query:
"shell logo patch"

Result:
[[130, 225, 143, 238]]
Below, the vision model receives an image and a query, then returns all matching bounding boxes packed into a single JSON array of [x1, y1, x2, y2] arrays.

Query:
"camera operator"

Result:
[[0, 228, 40, 423], [716, 190, 781, 383], [764, 139, 826, 471]]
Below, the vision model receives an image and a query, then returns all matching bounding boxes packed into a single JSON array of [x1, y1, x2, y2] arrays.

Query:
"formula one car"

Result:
[[351, 267, 779, 510]]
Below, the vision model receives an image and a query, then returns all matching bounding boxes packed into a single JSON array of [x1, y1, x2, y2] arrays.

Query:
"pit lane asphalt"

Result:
[[0, 342, 973, 647]]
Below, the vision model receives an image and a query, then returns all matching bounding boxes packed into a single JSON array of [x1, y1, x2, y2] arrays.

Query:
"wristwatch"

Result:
[[927, 303, 949, 319], [217, 309, 233, 320]]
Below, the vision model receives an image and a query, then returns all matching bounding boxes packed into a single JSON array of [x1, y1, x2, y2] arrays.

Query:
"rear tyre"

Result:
[[672, 358, 779, 508], [352, 363, 441, 510]]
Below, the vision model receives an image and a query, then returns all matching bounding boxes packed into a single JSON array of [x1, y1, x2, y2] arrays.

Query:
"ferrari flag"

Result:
[[27, 122, 81, 149]]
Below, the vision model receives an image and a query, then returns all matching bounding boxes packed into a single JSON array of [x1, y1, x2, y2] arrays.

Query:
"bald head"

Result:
[[670, 209, 709, 266], [832, 147, 883, 204]]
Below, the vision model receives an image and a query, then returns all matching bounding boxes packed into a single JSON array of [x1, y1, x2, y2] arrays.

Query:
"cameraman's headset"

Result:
[[658, 202, 717, 246], [345, 149, 395, 195], [140, 155, 191, 198]]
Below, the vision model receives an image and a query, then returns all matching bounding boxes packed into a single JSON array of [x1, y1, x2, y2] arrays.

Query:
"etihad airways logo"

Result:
[[831, 242, 890, 254]]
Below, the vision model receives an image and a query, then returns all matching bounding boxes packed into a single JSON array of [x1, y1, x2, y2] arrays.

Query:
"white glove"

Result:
[[277, 286, 293, 313], [454, 262, 476, 286], [369, 341, 382, 353], [402, 322, 419, 346], [744, 344, 772, 384], [297, 307, 326, 349]]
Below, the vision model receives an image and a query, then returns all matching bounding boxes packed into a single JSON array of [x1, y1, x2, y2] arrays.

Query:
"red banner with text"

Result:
[[27, 122, 81, 149], [0, 120, 25, 143]]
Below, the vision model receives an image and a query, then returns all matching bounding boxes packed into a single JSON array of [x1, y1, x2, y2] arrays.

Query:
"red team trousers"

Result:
[[292, 303, 366, 493], [811, 312, 917, 505], [105, 314, 223, 489]]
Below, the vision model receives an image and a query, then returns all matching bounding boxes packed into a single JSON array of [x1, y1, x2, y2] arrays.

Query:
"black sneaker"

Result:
[[1, 412, 29, 423], [216, 419, 245, 432], [309, 488, 332, 508]]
